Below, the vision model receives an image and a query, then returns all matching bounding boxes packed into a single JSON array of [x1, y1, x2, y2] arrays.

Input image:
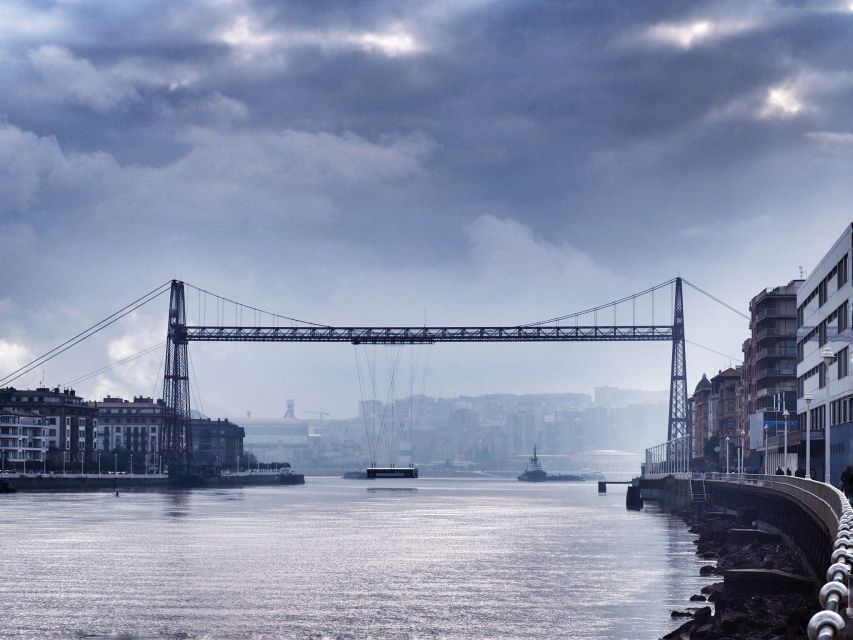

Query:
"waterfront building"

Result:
[[0, 387, 95, 465], [689, 373, 712, 461], [93, 396, 162, 471], [0, 409, 48, 471], [707, 368, 743, 468], [796, 224, 853, 483], [742, 281, 802, 471], [191, 417, 244, 467]]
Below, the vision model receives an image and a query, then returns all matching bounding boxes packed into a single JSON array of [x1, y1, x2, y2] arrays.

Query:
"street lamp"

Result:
[[763, 425, 769, 474], [822, 346, 835, 485], [783, 408, 790, 474], [130, 452, 133, 476], [98, 452, 101, 476], [725, 435, 731, 473], [805, 392, 813, 477], [738, 429, 745, 474]]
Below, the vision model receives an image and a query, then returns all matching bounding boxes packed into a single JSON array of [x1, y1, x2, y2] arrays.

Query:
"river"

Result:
[[0, 477, 707, 639]]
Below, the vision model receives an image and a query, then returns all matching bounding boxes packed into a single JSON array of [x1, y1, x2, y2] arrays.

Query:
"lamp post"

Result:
[[783, 408, 790, 473], [763, 425, 769, 474], [804, 393, 813, 477], [822, 346, 835, 485], [725, 435, 730, 473], [98, 452, 101, 476], [114, 451, 118, 474], [130, 452, 133, 476], [738, 429, 745, 474]]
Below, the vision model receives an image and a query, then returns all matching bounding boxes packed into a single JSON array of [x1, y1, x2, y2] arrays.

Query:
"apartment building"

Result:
[[796, 224, 853, 484]]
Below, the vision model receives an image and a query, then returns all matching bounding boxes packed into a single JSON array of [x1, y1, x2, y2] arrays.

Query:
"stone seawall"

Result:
[[645, 477, 821, 639], [2, 473, 304, 492]]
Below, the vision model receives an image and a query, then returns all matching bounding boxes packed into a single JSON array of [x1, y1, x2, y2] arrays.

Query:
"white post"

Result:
[[764, 425, 769, 475], [822, 347, 834, 485], [725, 436, 730, 473], [783, 408, 789, 473], [805, 393, 813, 478]]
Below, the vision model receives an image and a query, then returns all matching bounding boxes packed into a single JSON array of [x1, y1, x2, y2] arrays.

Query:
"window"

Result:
[[840, 347, 849, 379], [840, 301, 849, 333], [820, 280, 828, 306], [820, 321, 827, 346], [820, 362, 827, 388], [840, 255, 849, 288]]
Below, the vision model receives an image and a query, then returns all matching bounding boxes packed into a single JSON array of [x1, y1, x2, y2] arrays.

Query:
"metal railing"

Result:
[[644, 435, 691, 476], [702, 473, 851, 639]]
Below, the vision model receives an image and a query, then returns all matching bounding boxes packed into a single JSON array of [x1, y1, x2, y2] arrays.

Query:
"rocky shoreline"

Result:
[[663, 507, 817, 639]]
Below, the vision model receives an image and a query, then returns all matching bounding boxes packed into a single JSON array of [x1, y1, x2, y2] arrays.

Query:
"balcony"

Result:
[[757, 366, 797, 378], [755, 326, 794, 341], [756, 347, 796, 360], [756, 307, 794, 322]]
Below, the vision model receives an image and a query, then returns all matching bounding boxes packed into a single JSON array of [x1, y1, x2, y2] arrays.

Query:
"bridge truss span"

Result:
[[159, 277, 691, 468], [184, 325, 675, 344]]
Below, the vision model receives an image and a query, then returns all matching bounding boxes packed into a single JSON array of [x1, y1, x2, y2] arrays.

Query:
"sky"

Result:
[[2, 0, 853, 430]]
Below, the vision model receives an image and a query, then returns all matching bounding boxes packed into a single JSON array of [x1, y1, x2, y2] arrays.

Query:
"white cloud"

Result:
[[0, 340, 32, 378], [0, 123, 434, 221], [638, 19, 753, 50], [218, 15, 423, 62], [0, 2, 69, 44], [27, 45, 199, 112], [805, 131, 853, 153], [89, 314, 164, 400], [759, 84, 803, 119]]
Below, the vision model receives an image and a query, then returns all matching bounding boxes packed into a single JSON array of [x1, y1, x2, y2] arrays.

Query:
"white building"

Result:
[[0, 410, 48, 470], [796, 223, 853, 484]]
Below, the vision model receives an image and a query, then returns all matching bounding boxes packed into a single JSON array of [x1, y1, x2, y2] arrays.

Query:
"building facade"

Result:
[[93, 396, 162, 471], [0, 409, 48, 470], [689, 373, 712, 460], [796, 224, 853, 484], [191, 418, 244, 467], [0, 387, 96, 466], [743, 281, 802, 471]]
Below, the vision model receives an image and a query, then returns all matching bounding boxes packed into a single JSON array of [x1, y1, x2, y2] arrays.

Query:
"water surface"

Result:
[[0, 477, 707, 639]]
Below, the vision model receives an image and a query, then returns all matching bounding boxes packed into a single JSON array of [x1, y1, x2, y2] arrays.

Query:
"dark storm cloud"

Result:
[[3, 0, 853, 417]]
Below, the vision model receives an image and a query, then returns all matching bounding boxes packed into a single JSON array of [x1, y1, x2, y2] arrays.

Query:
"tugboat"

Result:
[[517, 446, 548, 482], [517, 446, 584, 482]]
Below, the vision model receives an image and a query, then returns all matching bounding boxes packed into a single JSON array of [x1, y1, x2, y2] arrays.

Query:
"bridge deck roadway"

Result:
[[184, 325, 674, 343]]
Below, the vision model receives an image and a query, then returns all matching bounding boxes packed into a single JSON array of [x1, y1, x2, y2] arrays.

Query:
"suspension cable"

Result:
[[183, 282, 330, 327], [685, 339, 743, 364], [523, 278, 677, 326], [682, 279, 750, 320], [62, 341, 166, 388], [0, 282, 171, 387]]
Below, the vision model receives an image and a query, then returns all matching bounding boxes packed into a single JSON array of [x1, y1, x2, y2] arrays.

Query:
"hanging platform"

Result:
[[366, 466, 418, 479]]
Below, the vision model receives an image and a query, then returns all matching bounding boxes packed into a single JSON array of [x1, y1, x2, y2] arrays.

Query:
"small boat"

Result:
[[517, 446, 583, 482]]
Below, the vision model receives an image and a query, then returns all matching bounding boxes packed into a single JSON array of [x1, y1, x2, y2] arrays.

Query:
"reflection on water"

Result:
[[0, 478, 707, 639]]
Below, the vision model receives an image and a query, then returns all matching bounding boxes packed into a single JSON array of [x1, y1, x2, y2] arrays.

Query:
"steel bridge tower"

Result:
[[667, 277, 690, 450], [160, 280, 192, 471]]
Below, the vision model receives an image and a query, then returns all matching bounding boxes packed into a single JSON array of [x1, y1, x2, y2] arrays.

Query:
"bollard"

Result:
[[598, 481, 607, 493]]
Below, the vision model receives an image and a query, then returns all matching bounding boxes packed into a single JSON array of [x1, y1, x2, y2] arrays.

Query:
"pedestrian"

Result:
[[775, 466, 784, 475]]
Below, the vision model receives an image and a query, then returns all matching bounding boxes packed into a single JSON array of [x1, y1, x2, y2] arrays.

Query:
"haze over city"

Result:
[[2, 1, 853, 421]]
